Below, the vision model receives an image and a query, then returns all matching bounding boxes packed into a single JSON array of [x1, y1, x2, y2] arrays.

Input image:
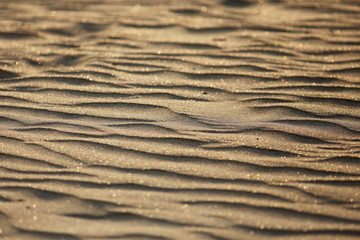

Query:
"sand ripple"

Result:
[[0, 0, 360, 239]]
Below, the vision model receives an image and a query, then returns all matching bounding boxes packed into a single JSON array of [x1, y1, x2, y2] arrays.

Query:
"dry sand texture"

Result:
[[1, 0, 360, 239]]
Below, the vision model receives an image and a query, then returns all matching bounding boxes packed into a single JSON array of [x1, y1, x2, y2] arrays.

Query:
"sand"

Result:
[[0, 0, 360, 239]]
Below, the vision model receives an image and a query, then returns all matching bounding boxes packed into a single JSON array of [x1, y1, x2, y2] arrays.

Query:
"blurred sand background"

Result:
[[0, 0, 360, 239]]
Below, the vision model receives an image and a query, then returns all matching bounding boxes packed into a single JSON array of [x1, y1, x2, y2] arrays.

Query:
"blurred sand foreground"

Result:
[[0, 0, 360, 239]]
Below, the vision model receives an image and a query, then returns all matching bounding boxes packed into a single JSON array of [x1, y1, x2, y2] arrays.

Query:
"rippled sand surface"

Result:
[[1, 0, 360, 239]]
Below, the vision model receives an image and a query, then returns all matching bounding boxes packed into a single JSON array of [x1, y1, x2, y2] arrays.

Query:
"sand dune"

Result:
[[0, 0, 360, 239]]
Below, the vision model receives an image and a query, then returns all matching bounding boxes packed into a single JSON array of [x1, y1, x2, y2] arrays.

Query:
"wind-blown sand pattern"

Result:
[[1, 0, 360, 239]]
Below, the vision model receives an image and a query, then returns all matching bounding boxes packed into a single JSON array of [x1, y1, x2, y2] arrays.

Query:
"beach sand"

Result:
[[0, 0, 360, 239]]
